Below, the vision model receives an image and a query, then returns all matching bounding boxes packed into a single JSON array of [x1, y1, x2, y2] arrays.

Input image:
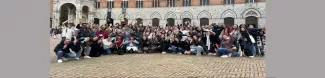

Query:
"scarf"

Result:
[[206, 33, 211, 50]]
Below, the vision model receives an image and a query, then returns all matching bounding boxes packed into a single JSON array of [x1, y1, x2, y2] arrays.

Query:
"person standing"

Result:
[[65, 24, 75, 40]]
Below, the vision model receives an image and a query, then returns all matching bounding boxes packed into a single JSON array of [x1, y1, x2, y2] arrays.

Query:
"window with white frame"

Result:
[[107, 0, 114, 8], [152, 0, 160, 8], [168, 0, 176, 7], [246, 0, 256, 3], [200, 0, 209, 6], [183, 0, 191, 6], [121, 0, 128, 8], [96, 0, 100, 8], [136, 0, 143, 8], [224, 0, 235, 4]]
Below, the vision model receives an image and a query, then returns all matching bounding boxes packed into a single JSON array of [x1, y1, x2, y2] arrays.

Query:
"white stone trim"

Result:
[[221, 9, 237, 19], [134, 13, 145, 20], [197, 10, 212, 19], [150, 12, 162, 19], [241, 8, 261, 18], [180, 11, 193, 19], [164, 11, 177, 20]]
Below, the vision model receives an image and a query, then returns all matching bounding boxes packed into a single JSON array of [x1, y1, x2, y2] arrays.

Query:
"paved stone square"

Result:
[[50, 38, 265, 78]]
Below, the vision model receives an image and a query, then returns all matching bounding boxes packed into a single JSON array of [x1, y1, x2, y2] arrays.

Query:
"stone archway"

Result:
[[245, 16, 258, 27], [59, 3, 76, 26], [81, 6, 89, 23], [224, 17, 235, 26], [152, 18, 160, 26], [167, 18, 175, 26], [182, 18, 191, 26], [242, 8, 262, 27], [200, 18, 209, 26], [136, 18, 143, 26], [165, 11, 177, 26]]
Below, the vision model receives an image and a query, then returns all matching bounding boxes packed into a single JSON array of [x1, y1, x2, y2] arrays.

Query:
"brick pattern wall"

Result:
[[191, 0, 200, 6], [235, 0, 245, 4], [129, 0, 136, 8], [209, 0, 223, 5], [144, 0, 153, 8], [100, 0, 107, 8], [176, 0, 183, 7], [160, 0, 168, 7], [114, 0, 122, 8]]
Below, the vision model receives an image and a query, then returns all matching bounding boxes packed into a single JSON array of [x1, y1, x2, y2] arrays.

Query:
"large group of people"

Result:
[[51, 22, 266, 63]]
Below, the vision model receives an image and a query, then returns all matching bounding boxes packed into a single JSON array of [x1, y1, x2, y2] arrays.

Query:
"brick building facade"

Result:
[[51, 0, 266, 28]]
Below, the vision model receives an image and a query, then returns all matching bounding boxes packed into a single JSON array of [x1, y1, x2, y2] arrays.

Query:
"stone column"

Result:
[[75, 10, 80, 24]]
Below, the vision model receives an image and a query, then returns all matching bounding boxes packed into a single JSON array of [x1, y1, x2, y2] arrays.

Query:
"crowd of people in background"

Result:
[[51, 22, 266, 63]]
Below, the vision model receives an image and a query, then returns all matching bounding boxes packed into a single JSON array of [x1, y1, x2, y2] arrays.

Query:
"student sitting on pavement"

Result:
[[54, 39, 79, 63]]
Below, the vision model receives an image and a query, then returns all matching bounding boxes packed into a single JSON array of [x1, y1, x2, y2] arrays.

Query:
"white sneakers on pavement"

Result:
[[84, 56, 91, 59], [57, 59, 63, 63], [220, 55, 229, 58]]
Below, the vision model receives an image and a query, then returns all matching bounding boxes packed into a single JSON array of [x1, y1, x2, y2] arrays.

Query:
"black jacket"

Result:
[[54, 40, 73, 53]]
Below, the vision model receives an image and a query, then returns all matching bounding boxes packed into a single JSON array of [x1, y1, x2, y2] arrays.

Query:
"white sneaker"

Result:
[[74, 57, 80, 60], [162, 52, 166, 54], [57, 59, 63, 63], [212, 53, 217, 56], [178, 53, 182, 54], [196, 54, 201, 56], [84, 56, 91, 59], [249, 56, 254, 58], [220, 55, 229, 58]]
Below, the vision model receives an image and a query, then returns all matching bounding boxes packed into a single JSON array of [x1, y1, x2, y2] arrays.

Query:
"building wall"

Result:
[[96, 2, 266, 28], [51, 0, 266, 28], [98, 0, 266, 8]]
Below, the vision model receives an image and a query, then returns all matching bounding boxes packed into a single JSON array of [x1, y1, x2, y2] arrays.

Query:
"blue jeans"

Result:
[[217, 48, 229, 56], [190, 46, 204, 55], [56, 50, 77, 60], [248, 44, 256, 56], [168, 45, 182, 53], [232, 39, 239, 52], [104, 48, 112, 54], [231, 52, 239, 57], [253, 43, 260, 56]]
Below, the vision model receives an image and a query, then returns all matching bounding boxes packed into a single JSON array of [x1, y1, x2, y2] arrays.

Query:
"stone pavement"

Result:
[[50, 38, 266, 78]]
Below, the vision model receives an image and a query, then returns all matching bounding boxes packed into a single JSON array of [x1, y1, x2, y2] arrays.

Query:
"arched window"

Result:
[[245, 16, 258, 27], [136, 0, 143, 8], [183, 0, 191, 6], [136, 18, 143, 26], [107, 0, 114, 8], [200, 18, 209, 26], [152, 18, 160, 26], [168, 0, 176, 7], [200, 0, 209, 6], [224, 17, 234, 26], [224, 0, 235, 4], [182, 18, 191, 26], [167, 18, 175, 26], [121, 0, 128, 8], [152, 0, 160, 8]]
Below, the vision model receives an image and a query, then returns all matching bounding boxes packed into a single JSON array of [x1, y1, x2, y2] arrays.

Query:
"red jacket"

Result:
[[96, 31, 108, 39]]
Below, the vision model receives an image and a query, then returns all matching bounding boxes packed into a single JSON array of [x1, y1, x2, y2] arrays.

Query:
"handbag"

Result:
[[247, 31, 256, 43]]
